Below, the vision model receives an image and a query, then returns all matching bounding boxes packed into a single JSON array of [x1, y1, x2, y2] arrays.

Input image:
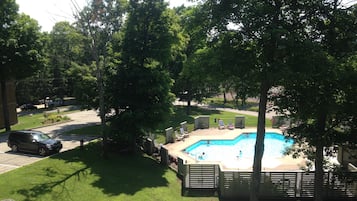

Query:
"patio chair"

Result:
[[218, 119, 225, 129], [180, 127, 189, 138], [175, 131, 184, 141], [227, 122, 234, 130]]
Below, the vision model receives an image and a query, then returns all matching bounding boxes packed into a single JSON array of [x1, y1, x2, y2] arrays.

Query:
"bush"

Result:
[[42, 113, 69, 124]]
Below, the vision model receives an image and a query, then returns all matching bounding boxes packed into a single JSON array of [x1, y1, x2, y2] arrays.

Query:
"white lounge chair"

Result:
[[218, 119, 225, 129], [180, 127, 189, 138], [175, 131, 184, 141]]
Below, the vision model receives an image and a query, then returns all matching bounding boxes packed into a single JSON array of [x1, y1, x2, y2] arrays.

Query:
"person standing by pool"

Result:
[[237, 150, 242, 158]]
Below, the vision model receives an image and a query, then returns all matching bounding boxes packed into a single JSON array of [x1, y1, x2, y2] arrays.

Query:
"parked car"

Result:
[[19, 103, 37, 111], [7, 130, 63, 156]]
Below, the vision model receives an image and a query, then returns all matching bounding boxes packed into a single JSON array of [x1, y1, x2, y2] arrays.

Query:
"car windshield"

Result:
[[33, 133, 51, 141]]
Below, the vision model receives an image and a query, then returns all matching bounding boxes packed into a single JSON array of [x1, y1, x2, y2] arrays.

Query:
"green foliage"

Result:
[[0, 1, 42, 81], [200, 0, 335, 199], [48, 22, 87, 98], [0, 7, 42, 130], [272, 2, 357, 148], [66, 62, 97, 109], [111, 67, 175, 139], [172, 5, 219, 106], [74, 0, 127, 117], [267, 2, 357, 200], [180, 47, 220, 103], [15, 33, 52, 105], [121, 0, 173, 67], [109, 0, 177, 147], [206, 31, 260, 105]]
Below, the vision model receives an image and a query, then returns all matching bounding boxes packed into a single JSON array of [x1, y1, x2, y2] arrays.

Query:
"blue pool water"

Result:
[[184, 132, 294, 162]]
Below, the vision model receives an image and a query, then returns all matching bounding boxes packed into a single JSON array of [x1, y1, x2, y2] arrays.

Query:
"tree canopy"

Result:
[[0, 0, 42, 131], [109, 0, 176, 150], [1, 3, 356, 201]]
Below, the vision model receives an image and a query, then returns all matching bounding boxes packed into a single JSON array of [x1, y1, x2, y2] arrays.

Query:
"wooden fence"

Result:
[[179, 163, 357, 200]]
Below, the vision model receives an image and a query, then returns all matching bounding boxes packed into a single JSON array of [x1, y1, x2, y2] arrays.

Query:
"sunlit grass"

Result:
[[67, 106, 271, 145], [0, 109, 79, 134], [0, 142, 219, 201]]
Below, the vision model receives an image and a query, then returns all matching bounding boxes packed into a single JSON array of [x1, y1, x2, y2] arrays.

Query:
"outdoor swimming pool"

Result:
[[184, 132, 294, 166]]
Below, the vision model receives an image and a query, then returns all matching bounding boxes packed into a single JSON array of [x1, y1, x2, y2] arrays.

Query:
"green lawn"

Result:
[[64, 106, 272, 144], [0, 142, 218, 201], [204, 97, 260, 111], [0, 109, 78, 134], [160, 106, 271, 131], [9, 112, 47, 131], [153, 106, 271, 144]]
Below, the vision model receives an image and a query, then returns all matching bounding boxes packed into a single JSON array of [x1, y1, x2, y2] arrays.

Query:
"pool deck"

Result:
[[163, 128, 306, 172]]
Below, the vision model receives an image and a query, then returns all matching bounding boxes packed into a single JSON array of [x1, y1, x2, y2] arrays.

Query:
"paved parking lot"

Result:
[[0, 110, 100, 174]]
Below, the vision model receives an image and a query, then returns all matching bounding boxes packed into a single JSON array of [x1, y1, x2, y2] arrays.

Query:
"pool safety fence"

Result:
[[193, 116, 246, 130], [235, 115, 245, 128], [194, 116, 210, 130], [180, 121, 188, 132], [165, 127, 174, 143], [178, 162, 357, 200]]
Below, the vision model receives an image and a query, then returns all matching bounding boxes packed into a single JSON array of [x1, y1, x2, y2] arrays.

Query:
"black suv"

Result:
[[7, 130, 63, 156]]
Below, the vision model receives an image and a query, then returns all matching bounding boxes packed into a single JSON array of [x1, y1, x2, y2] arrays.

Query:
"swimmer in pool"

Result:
[[198, 152, 205, 160]]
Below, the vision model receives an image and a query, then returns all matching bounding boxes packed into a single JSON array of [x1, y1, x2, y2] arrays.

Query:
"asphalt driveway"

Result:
[[0, 110, 100, 174]]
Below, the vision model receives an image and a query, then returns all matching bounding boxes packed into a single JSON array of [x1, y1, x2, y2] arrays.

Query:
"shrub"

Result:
[[42, 113, 69, 124]]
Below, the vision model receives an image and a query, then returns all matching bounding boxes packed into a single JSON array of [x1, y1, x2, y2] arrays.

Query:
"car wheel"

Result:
[[11, 144, 18, 152], [39, 147, 47, 156]]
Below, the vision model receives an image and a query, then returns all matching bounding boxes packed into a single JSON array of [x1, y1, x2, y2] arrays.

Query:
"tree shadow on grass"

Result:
[[16, 166, 90, 201], [15, 142, 169, 200]]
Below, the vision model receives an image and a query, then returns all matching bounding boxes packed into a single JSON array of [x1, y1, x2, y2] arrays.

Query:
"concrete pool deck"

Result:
[[163, 128, 306, 172]]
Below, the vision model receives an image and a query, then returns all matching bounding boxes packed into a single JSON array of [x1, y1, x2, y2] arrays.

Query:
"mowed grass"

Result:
[[64, 106, 272, 144], [3, 113, 46, 132], [0, 142, 218, 201], [0, 109, 78, 134], [157, 106, 271, 132], [65, 106, 272, 144]]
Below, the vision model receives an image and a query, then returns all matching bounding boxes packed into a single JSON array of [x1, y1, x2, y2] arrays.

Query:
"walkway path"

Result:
[[36, 109, 100, 136], [0, 110, 100, 174]]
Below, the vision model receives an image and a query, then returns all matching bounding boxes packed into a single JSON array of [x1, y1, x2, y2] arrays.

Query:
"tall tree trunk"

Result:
[[242, 96, 246, 107], [186, 98, 191, 115], [250, 80, 269, 201], [314, 113, 327, 201], [315, 143, 324, 201], [223, 91, 227, 104], [186, 89, 191, 115], [1, 80, 11, 131], [96, 57, 107, 159]]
